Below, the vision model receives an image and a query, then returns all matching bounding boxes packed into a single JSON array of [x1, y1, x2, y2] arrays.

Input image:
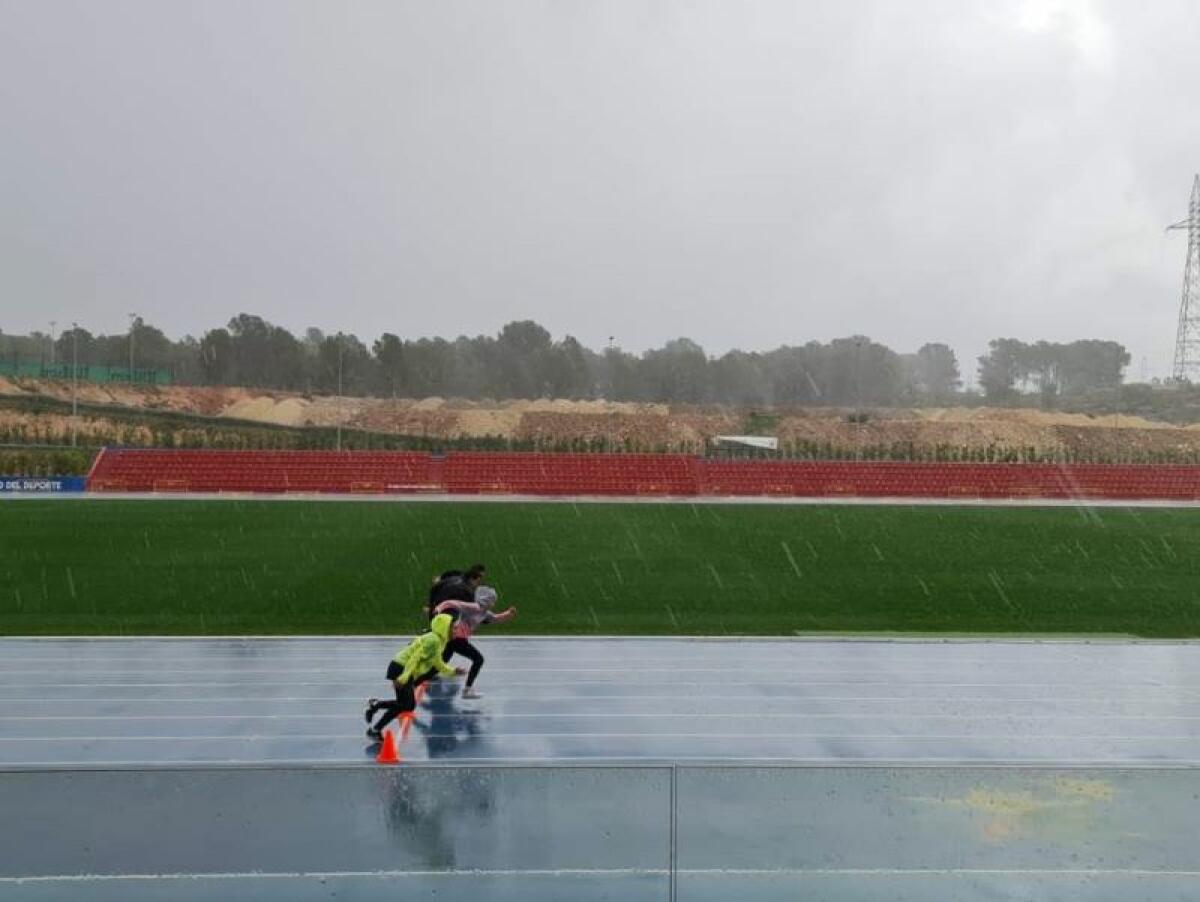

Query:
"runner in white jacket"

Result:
[[434, 586, 517, 699]]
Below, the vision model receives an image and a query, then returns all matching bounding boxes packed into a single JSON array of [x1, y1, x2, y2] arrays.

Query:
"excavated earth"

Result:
[[4, 376, 1200, 458]]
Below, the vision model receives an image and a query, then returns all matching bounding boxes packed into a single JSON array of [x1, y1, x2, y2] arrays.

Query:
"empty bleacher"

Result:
[[85, 449, 1200, 500], [443, 452, 699, 496], [88, 449, 439, 494], [698, 460, 1200, 500]]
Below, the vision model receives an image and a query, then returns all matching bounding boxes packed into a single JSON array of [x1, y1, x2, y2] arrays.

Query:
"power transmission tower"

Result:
[[1168, 175, 1200, 381]]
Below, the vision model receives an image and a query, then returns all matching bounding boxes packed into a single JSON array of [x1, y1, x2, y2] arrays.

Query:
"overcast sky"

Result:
[[2, 0, 1199, 380]]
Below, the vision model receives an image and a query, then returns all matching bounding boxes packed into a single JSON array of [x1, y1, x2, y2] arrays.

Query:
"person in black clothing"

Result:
[[426, 563, 486, 619], [365, 613, 464, 740]]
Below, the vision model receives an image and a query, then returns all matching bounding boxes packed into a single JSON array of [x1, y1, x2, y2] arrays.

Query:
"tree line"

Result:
[[976, 338, 1131, 402], [0, 316, 1131, 405]]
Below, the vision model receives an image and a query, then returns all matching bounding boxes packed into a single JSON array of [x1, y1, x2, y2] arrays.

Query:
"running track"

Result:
[[1, 636, 1199, 766], [3, 638, 1200, 901]]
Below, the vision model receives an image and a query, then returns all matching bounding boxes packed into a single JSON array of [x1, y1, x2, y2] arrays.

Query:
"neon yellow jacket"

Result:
[[393, 613, 456, 685]]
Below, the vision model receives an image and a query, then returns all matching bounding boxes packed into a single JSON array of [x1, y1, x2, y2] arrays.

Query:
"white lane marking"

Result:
[[5, 711, 1200, 721], [5, 756, 1200, 769], [6, 867, 1200, 884], [3, 662, 1164, 671], [2, 869, 663, 884], [6, 642, 1191, 654], [14, 630, 1190, 640], [10, 636, 1185, 645], [6, 678, 1193, 689], [8, 640, 1140, 649], [3, 667, 1142, 677], [2, 693, 1197, 705], [4, 732, 1200, 742], [3, 647, 1178, 657]]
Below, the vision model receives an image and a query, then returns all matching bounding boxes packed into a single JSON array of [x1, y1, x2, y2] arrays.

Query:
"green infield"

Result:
[[2, 499, 1200, 637]]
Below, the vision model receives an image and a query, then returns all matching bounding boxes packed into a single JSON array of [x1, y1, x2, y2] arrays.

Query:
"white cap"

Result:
[[475, 586, 498, 610]]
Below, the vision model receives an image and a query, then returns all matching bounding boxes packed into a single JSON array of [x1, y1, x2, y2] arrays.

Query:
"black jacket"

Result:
[[428, 572, 474, 615]]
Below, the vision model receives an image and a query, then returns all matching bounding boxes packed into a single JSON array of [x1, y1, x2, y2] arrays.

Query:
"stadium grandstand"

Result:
[[84, 447, 1200, 500]]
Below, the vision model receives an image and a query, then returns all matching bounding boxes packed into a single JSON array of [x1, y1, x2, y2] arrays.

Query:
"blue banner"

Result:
[[0, 476, 87, 493]]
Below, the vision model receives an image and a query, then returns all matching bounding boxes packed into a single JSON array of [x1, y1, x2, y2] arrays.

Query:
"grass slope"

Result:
[[3, 500, 1200, 637]]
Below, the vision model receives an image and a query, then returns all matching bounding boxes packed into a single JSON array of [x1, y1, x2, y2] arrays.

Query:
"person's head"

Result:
[[430, 613, 454, 642], [475, 586, 498, 611], [465, 563, 486, 588]]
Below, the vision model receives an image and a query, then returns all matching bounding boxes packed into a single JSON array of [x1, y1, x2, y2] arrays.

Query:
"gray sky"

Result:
[[2, 0, 1198, 380]]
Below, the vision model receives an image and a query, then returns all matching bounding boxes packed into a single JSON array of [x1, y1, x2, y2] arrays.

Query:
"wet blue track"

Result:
[[3, 638, 1200, 900], [2, 637, 1199, 766]]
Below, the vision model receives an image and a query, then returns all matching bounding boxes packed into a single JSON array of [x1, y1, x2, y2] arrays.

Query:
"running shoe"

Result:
[[366, 726, 383, 741], [364, 698, 378, 723], [462, 687, 483, 699]]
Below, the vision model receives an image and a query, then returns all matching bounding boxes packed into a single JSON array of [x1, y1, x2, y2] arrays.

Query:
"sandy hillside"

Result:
[[4, 375, 1200, 457]]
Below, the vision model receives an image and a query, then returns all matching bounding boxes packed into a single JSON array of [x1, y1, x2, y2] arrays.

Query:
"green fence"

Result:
[[0, 360, 171, 386]]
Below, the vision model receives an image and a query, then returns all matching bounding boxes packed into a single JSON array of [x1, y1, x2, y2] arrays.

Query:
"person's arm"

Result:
[[487, 606, 518, 625], [434, 600, 484, 625], [396, 653, 421, 685], [432, 653, 459, 677]]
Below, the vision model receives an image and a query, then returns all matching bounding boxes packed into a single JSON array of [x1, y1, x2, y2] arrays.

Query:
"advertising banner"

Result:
[[0, 476, 87, 493]]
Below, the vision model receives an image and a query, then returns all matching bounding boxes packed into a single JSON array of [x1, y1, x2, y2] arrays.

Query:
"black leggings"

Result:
[[443, 638, 484, 687], [370, 661, 436, 732]]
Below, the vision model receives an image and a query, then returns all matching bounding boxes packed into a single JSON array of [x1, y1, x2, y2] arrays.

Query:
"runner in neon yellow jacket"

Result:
[[365, 613, 462, 739]]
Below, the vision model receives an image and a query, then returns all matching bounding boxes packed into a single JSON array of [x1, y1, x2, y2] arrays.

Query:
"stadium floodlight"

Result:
[[127, 312, 139, 385], [336, 336, 344, 452], [71, 322, 78, 446]]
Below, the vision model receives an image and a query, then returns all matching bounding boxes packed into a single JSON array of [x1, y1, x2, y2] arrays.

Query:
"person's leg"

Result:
[[459, 641, 485, 689], [372, 678, 415, 733], [368, 662, 410, 735], [366, 661, 402, 723], [443, 637, 468, 665], [409, 666, 441, 707]]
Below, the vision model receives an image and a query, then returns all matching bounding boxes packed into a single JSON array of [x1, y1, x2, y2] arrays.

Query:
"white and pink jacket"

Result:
[[434, 588, 514, 641]]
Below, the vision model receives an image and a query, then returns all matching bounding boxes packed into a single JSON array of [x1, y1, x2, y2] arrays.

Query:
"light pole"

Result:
[[607, 336, 616, 450], [606, 336, 615, 399], [336, 336, 344, 452], [49, 321, 57, 367], [71, 322, 79, 447], [127, 313, 139, 385], [854, 339, 863, 461]]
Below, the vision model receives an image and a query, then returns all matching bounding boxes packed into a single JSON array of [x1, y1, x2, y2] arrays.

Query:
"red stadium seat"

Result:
[[85, 449, 1200, 500]]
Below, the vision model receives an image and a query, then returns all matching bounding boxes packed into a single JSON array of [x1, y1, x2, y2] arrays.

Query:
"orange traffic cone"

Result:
[[376, 727, 401, 764]]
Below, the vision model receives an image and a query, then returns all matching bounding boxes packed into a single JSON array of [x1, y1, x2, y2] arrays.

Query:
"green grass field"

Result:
[[3, 499, 1200, 637]]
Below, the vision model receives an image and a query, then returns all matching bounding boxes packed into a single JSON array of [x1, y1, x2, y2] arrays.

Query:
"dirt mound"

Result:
[[351, 402, 461, 436], [217, 394, 318, 426], [916, 406, 1169, 431], [10, 376, 1200, 460], [456, 408, 522, 437]]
